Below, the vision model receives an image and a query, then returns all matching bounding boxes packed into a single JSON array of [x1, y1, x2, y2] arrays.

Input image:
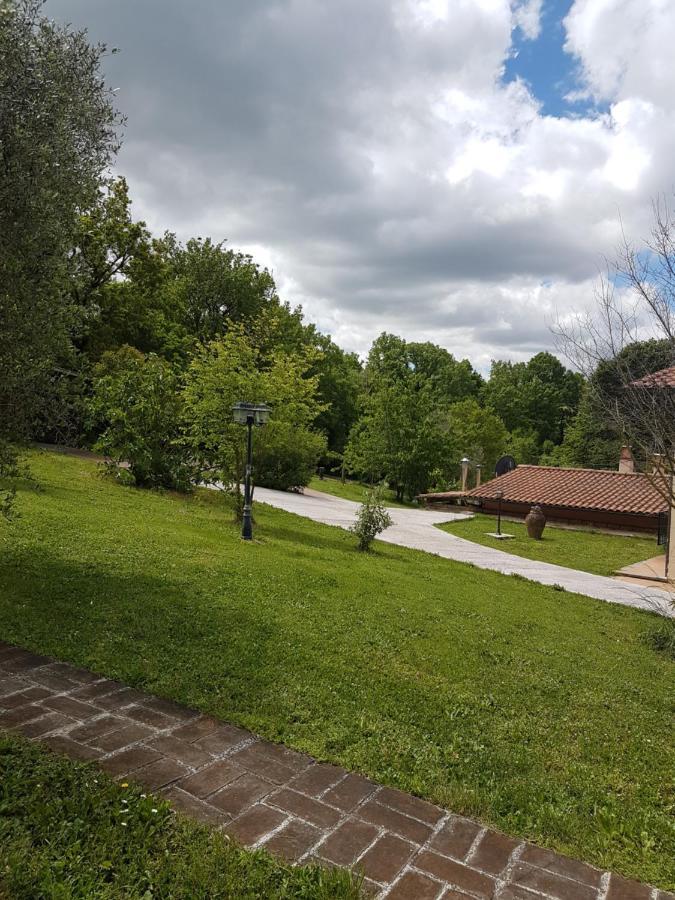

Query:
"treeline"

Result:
[[1, 1, 657, 508]]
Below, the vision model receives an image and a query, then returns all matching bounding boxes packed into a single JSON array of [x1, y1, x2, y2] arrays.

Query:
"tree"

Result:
[[168, 238, 278, 343], [0, 0, 120, 444], [182, 329, 327, 510], [89, 346, 196, 490], [554, 198, 675, 491], [482, 353, 582, 447], [443, 399, 509, 477]]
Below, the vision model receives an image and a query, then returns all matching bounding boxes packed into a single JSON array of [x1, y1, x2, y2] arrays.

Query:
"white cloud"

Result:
[[45, 0, 675, 365]]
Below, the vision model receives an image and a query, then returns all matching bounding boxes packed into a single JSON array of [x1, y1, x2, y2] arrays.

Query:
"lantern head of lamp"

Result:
[[232, 402, 271, 541], [232, 402, 271, 427]]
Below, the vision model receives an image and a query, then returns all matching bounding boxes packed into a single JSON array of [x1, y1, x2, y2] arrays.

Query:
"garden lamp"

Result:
[[232, 402, 271, 540], [495, 489, 504, 536]]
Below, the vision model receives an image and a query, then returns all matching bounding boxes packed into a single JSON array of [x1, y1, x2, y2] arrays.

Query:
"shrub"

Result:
[[89, 346, 196, 491], [350, 486, 393, 551]]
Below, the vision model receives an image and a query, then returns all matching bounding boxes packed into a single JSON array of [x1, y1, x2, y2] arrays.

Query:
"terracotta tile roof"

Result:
[[630, 365, 675, 388], [463, 465, 667, 516]]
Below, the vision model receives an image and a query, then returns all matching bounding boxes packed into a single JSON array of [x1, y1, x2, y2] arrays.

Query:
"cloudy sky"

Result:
[[47, 0, 675, 370]]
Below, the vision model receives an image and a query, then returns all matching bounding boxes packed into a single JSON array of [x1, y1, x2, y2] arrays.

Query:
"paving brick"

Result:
[[100, 745, 162, 777], [606, 874, 653, 900], [42, 696, 100, 720], [68, 716, 126, 743], [429, 817, 482, 860], [162, 786, 230, 827], [495, 887, 550, 900], [178, 759, 243, 798], [229, 742, 298, 784], [375, 786, 444, 827], [51, 664, 100, 684], [142, 696, 199, 722], [519, 844, 602, 887], [209, 773, 276, 816], [510, 862, 596, 900], [316, 818, 379, 866], [93, 723, 155, 752], [93, 687, 146, 710], [262, 817, 322, 862], [42, 734, 103, 761], [0, 676, 26, 697], [69, 680, 126, 701], [225, 804, 287, 845], [322, 773, 376, 811], [147, 734, 213, 769], [16, 712, 75, 738], [133, 757, 189, 791], [468, 830, 519, 875], [0, 703, 46, 727], [1, 650, 51, 671], [441, 891, 475, 900], [357, 798, 433, 844], [289, 763, 349, 798], [656, 892, 675, 900], [387, 870, 444, 900], [357, 833, 416, 883], [29, 671, 79, 692], [252, 740, 314, 774], [171, 715, 221, 743], [414, 852, 496, 899], [1, 687, 52, 708], [192, 724, 250, 755], [123, 704, 176, 729], [267, 788, 342, 829]]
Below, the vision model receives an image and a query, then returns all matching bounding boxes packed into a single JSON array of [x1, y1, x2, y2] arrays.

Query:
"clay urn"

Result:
[[525, 504, 546, 540]]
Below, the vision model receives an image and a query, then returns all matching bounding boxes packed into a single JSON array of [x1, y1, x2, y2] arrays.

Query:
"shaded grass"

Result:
[[438, 512, 662, 577], [0, 451, 674, 890], [307, 476, 415, 508], [0, 734, 360, 899]]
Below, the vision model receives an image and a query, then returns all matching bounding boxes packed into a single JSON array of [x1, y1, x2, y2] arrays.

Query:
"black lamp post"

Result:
[[232, 402, 271, 541], [495, 489, 504, 536]]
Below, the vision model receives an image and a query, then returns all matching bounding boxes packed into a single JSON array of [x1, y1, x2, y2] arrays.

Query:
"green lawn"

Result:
[[0, 734, 360, 899], [307, 475, 415, 508], [438, 513, 663, 577], [1, 450, 674, 890]]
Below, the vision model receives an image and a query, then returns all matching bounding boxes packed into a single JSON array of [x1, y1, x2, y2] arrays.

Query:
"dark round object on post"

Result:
[[495, 455, 516, 477], [525, 504, 546, 540]]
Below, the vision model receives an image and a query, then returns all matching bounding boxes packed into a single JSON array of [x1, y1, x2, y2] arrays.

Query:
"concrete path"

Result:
[[2, 643, 672, 900], [254, 487, 674, 616]]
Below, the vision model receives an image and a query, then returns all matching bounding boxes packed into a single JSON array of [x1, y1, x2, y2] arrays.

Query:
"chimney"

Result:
[[618, 446, 634, 474], [460, 457, 470, 492], [475, 464, 482, 488]]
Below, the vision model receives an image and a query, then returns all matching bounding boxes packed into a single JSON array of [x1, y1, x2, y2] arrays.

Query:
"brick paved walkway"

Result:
[[1, 642, 672, 900]]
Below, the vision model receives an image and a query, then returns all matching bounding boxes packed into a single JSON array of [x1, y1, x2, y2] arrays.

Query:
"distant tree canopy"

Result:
[[482, 352, 582, 448]]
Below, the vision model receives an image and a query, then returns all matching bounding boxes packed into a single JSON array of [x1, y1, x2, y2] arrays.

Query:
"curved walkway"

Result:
[[1, 643, 671, 900], [254, 487, 673, 616]]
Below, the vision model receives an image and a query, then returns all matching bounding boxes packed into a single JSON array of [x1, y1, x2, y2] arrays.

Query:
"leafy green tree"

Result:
[[443, 399, 509, 477], [182, 329, 327, 506], [89, 347, 195, 490], [0, 0, 120, 444], [483, 353, 582, 447], [168, 239, 278, 343]]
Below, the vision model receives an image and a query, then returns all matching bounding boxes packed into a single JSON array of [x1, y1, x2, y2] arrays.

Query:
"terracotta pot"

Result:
[[525, 504, 546, 539]]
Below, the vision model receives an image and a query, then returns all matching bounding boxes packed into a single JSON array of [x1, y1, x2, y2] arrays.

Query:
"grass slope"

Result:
[[438, 513, 663, 577], [1, 451, 673, 889], [307, 476, 415, 508], [0, 734, 360, 899]]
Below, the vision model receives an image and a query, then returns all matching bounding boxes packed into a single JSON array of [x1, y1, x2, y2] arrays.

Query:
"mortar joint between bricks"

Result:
[[250, 814, 293, 850], [597, 871, 611, 900], [493, 840, 525, 895], [463, 825, 488, 865], [315, 769, 350, 801]]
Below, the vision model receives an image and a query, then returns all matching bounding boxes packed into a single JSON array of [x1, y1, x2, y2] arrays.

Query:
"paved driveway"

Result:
[[254, 486, 673, 616]]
